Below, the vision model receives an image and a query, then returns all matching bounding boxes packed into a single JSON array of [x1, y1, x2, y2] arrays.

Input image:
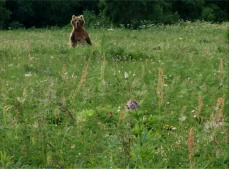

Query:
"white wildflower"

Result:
[[214, 107, 219, 111], [124, 72, 129, 79], [117, 106, 121, 112], [171, 127, 177, 131], [24, 73, 32, 77], [179, 116, 186, 121]]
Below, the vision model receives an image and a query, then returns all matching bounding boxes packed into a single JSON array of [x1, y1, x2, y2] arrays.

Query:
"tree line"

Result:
[[0, 0, 228, 29]]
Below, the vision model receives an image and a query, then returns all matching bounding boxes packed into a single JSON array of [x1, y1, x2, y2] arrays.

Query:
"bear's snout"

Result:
[[75, 21, 80, 27]]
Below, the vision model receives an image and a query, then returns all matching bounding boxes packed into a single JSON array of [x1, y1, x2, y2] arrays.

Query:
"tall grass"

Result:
[[0, 22, 228, 168]]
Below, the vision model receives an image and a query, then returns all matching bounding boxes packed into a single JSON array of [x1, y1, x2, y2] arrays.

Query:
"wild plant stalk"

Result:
[[72, 64, 89, 99], [136, 109, 143, 147], [37, 119, 48, 166], [122, 100, 140, 166], [218, 59, 224, 83], [224, 126, 228, 144], [61, 64, 67, 81], [187, 128, 195, 169], [0, 85, 1, 101], [100, 58, 106, 83], [124, 72, 132, 99], [27, 41, 31, 60], [195, 94, 203, 118], [210, 97, 224, 126], [216, 97, 228, 143], [122, 131, 131, 167], [117, 110, 131, 167], [141, 63, 145, 79], [209, 97, 225, 150], [126, 78, 131, 99], [47, 142, 60, 167], [157, 68, 164, 110], [216, 97, 224, 121]]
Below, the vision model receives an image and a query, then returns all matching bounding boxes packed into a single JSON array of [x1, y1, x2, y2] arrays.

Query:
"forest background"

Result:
[[0, 0, 229, 29]]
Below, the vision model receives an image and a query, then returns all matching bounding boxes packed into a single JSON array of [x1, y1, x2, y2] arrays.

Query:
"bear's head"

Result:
[[71, 15, 85, 29]]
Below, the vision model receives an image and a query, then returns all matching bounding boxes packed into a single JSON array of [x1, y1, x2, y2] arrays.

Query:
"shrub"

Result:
[[8, 21, 24, 29], [83, 10, 111, 28]]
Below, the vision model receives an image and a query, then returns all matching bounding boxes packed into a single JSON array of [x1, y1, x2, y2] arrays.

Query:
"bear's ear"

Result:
[[80, 15, 84, 19], [72, 15, 76, 19]]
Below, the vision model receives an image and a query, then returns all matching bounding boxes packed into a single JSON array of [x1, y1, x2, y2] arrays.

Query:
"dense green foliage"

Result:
[[0, 0, 228, 29], [0, 22, 228, 168]]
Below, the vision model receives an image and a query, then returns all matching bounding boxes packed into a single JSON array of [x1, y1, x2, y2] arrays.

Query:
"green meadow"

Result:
[[0, 22, 228, 168]]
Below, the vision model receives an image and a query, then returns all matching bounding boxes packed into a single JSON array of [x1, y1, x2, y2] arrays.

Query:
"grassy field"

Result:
[[0, 22, 228, 168]]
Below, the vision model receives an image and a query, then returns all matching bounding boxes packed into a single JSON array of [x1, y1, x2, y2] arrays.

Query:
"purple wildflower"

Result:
[[125, 99, 139, 110]]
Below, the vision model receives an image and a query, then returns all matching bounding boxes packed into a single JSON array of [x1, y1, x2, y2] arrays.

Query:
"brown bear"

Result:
[[69, 15, 92, 47]]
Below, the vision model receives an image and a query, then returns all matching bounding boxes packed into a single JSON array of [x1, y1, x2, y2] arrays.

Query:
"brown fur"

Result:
[[69, 15, 92, 47]]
